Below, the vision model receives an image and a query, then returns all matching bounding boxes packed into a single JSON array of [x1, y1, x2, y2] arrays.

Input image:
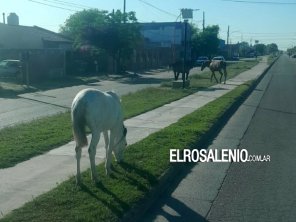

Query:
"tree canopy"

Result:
[[60, 9, 142, 73], [191, 25, 220, 58]]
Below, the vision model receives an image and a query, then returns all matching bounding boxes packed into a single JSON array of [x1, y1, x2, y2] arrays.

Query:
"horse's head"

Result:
[[113, 124, 127, 162], [201, 61, 210, 71]]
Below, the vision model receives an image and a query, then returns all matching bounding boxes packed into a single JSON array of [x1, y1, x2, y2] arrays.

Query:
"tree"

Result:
[[266, 43, 278, 54], [254, 43, 267, 56], [239, 41, 251, 57], [60, 9, 108, 48], [287, 46, 296, 56], [60, 9, 142, 73], [191, 25, 220, 58]]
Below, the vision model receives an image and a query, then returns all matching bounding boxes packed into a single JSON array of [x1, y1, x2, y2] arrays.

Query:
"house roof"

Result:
[[0, 23, 73, 49]]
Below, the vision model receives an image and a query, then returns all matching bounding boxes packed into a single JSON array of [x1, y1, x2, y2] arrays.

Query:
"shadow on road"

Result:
[[145, 196, 209, 222]]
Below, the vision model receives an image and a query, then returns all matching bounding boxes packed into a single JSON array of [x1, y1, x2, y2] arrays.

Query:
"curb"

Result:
[[121, 56, 279, 222]]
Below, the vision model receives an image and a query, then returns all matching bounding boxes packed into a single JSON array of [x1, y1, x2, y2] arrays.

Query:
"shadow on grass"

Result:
[[141, 80, 259, 221], [115, 161, 158, 191], [78, 161, 158, 218], [0, 89, 22, 98], [119, 75, 169, 85], [30, 76, 102, 91], [78, 182, 129, 218], [0, 75, 106, 98]]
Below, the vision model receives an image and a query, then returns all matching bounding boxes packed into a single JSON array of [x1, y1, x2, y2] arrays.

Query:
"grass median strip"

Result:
[[1, 81, 253, 222], [0, 88, 188, 169], [0, 60, 258, 168]]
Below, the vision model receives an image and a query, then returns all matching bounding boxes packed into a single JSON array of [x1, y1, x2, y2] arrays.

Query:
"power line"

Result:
[[28, 0, 78, 11], [221, 0, 296, 5], [41, 0, 86, 9], [49, 0, 93, 9], [138, 0, 178, 18]]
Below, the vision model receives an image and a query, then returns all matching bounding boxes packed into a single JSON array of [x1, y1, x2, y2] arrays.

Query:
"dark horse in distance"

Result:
[[170, 60, 194, 81]]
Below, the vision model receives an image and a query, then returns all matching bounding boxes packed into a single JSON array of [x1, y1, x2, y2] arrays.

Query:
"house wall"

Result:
[[27, 50, 65, 82], [0, 49, 66, 82]]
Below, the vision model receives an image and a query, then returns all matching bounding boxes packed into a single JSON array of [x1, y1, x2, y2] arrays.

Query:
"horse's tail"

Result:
[[71, 103, 88, 148]]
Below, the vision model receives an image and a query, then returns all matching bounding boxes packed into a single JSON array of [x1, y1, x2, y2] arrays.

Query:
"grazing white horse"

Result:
[[201, 60, 227, 84], [71, 88, 127, 184]]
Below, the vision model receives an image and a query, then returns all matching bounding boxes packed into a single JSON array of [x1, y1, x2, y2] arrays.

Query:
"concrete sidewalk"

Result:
[[0, 58, 269, 218]]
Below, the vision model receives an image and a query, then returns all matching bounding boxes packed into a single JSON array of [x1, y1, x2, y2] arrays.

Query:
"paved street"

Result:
[[207, 54, 296, 221], [0, 67, 199, 129], [144, 54, 296, 222]]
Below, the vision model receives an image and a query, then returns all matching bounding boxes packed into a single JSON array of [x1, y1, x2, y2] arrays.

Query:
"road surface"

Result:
[[144, 55, 296, 222], [207, 54, 296, 221]]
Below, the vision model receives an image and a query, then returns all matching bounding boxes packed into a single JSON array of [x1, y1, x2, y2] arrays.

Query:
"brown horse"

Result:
[[201, 60, 227, 84], [170, 60, 194, 81]]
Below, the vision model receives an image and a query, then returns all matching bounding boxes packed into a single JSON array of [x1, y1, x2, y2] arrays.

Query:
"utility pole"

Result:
[[123, 0, 126, 23], [2, 13, 5, 24], [203, 11, 205, 32], [180, 8, 193, 88], [227, 25, 230, 45], [227, 26, 230, 59]]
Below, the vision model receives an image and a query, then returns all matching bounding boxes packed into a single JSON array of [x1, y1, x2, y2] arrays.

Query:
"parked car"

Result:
[[0, 59, 21, 78], [212, 56, 226, 61], [292, 54, 296, 58], [196, 56, 209, 66]]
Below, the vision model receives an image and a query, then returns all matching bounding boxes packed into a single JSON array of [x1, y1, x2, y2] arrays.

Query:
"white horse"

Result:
[[71, 88, 127, 184]]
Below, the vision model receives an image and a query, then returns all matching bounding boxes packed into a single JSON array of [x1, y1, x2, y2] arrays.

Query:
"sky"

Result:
[[1, 0, 296, 50]]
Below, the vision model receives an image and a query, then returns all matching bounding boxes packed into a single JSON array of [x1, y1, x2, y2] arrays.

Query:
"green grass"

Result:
[[0, 81, 253, 222], [267, 54, 278, 65], [0, 76, 105, 97], [0, 112, 72, 168], [0, 60, 259, 169], [121, 87, 190, 118], [162, 60, 258, 88], [0, 80, 34, 98], [0, 88, 189, 169]]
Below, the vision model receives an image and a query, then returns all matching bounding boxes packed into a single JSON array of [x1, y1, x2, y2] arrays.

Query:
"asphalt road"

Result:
[[0, 67, 200, 129], [207, 54, 296, 221], [143, 54, 296, 222]]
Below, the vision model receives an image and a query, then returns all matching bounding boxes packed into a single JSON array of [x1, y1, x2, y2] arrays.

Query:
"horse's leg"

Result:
[[223, 69, 227, 84], [105, 130, 115, 176], [103, 131, 109, 152], [75, 145, 82, 185], [211, 71, 218, 83], [218, 70, 224, 83], [174, 71, 177, 80], [88, 132, 100, 183]]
